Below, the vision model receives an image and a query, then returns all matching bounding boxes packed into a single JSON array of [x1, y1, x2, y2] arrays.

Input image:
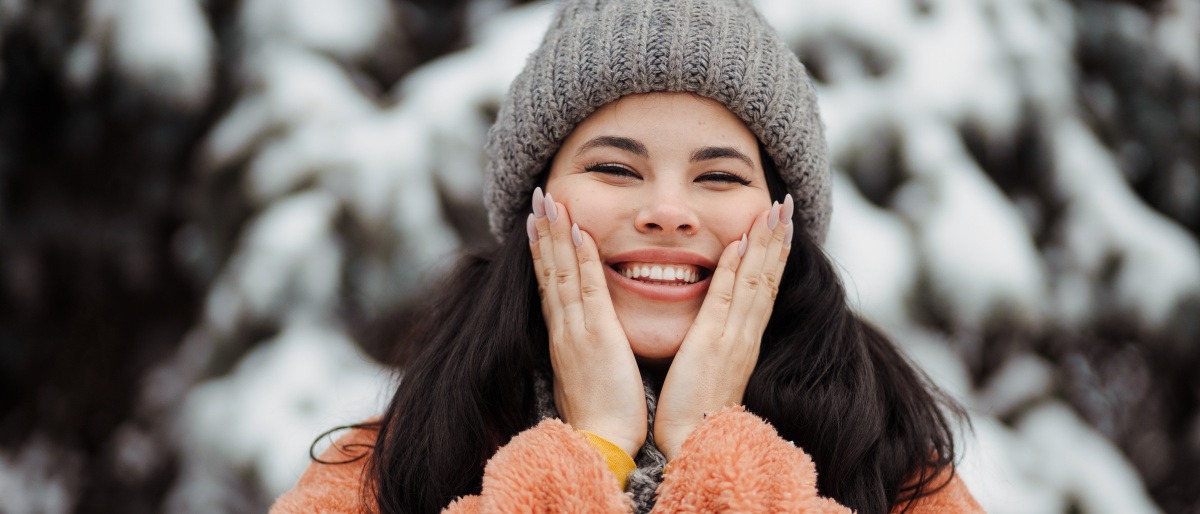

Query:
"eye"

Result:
[[697, 172, 751, 186], [584, 163, 641, 179]]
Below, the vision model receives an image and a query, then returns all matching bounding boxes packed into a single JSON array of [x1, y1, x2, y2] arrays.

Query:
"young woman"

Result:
[[273, 1, 983, 513]]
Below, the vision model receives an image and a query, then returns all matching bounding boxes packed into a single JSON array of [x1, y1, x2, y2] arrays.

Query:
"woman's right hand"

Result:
[[529, 187, 647, 459]]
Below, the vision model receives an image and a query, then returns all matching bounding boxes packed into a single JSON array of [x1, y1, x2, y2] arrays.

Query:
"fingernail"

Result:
[[527, 213, 538, 244], [571, 223, 583, 248], [782, 194, 794, 226], [533, 187, 546, 218], [737, 233, 748, 257], [767, 201, 780, 230], [545, 192, 559, 223], [784, 222, 794, 248]]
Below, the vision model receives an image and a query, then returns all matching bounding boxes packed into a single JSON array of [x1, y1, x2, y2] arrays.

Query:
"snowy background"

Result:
[[1, 0, 1197, 512]]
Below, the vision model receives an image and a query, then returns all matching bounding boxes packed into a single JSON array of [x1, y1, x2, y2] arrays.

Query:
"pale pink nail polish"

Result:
[[784, 221, 794, 248], [545, 192, 559, 222], [533, 187, 546, 218], [737, 233, 748, 257], [767, 201, 780, 230], [527, 214, 538, 244], [782, 194, 794, 226], [571, 223, 583, 248]]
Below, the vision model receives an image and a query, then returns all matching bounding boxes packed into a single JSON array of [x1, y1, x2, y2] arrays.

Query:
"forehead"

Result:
[[564, 92, 760, 151]]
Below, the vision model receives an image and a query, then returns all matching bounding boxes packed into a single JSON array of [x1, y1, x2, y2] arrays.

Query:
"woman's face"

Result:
[[545, 92, 772, 362]]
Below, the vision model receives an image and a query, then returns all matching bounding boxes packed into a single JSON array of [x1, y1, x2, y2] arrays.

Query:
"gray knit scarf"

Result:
[[533, 372, 666, 513]]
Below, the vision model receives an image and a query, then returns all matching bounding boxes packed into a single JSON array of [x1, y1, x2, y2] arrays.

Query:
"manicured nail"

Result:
[[782, 194, 794, 226], [767, 201, 780, 230], [784, 222, 794, 248], [737, 233, 748, 257], [571, 223, 583, 248], [533, 187, 546, 218], [527, 214, 538, 244], [545, 192, 559, 222]]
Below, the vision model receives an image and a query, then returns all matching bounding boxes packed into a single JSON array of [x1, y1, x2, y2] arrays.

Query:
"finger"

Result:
[[528, 214, 552, 317], [574, 227, 620, 331], [690, 236, 744, 335], [725, 204, 775, 327], [533, 188, 565, 327], [751, 195, 793, 327], [541, 194, 588, 327]]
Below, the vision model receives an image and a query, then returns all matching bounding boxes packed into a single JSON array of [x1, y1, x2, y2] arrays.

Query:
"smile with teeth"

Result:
[[615, 262, 704, 285]]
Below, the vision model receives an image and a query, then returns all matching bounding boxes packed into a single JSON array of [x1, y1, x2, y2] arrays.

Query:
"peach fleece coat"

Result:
[[272, 407, 983, 513]]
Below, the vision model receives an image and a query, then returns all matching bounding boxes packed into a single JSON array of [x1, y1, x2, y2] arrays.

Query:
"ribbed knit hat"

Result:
[[485, 0, 831, 244]]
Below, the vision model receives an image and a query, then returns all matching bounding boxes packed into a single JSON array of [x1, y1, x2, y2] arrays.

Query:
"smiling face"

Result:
[[545, 92, 772, 362]]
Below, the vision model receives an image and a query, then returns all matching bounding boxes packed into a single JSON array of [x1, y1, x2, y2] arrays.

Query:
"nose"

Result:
[[634, 186, 699, 235]]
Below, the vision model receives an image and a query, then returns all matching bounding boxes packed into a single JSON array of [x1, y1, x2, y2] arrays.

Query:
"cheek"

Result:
[[706, 206, 763, 242], [557, 190, 627, 236]]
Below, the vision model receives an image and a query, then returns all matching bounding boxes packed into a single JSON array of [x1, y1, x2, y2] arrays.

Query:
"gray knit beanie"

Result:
[[485, 0, 831, 244]]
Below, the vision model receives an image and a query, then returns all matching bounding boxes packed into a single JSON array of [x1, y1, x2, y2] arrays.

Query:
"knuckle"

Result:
[[554, 268, 575, 285], [740, 273, 761, 290], [763, 271, 779, 290], [579, 283, 603, 298], [771, 226, 788, 243]]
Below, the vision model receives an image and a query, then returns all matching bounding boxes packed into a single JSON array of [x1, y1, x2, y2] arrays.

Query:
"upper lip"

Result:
[[604, 249, 717, 270]]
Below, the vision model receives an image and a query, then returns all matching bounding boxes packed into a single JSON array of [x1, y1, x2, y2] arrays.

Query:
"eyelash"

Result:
[[701, 172, 752, 186], [583, 163, 639, 178], [583, 163, 752, 186]]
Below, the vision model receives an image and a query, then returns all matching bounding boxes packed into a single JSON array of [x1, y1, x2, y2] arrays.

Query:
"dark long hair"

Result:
[[361, 161, 964, 514]]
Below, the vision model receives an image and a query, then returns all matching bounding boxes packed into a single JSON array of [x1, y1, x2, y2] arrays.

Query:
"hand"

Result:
[[653, 195, 795, 461], [529, 187, 647, 458]]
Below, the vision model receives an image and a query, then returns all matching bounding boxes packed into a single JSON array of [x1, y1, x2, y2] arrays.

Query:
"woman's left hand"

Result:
[[653, 195, 794, 461]]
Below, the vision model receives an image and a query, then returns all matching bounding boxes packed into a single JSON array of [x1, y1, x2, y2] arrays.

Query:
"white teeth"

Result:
[[616, 263, 702, 284]]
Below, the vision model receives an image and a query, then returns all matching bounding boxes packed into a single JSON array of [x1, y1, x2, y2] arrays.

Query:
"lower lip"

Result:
[[604, 266, 711, 301]]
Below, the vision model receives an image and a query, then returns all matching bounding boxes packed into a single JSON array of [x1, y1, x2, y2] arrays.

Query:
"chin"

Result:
[[622, 317, 692, 363], [613, 299, 699, 365], [628, 336, 683, 363]]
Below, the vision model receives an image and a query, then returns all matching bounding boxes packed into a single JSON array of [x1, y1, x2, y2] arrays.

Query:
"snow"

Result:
[[1050, 118, 1200, 332], [179, 323, 390, 496], [0, 436, 82, 514], [976, 353, 1057, 417], [1155, 0, 1200, 81], [110, 0, 215, 109], [204, 191, 343, 333], [238, 0, 392, 60], [958, 416, 1068, 514], [825, 172, 919, 327], [1017, 402, 1164, 514], [895, 118, 1048, 330]]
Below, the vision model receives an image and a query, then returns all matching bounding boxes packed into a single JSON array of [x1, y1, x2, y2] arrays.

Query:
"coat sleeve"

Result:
[[269, 426, 377, 514], [651, 406, 983, 514], [442, 418, 631, 514], [650, 406, 851, 514]]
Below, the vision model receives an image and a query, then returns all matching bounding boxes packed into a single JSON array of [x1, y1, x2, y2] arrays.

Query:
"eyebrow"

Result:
[[690, 146, 754, 168], [577, 136, 755, 169], [577, 136, 648, 157]]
